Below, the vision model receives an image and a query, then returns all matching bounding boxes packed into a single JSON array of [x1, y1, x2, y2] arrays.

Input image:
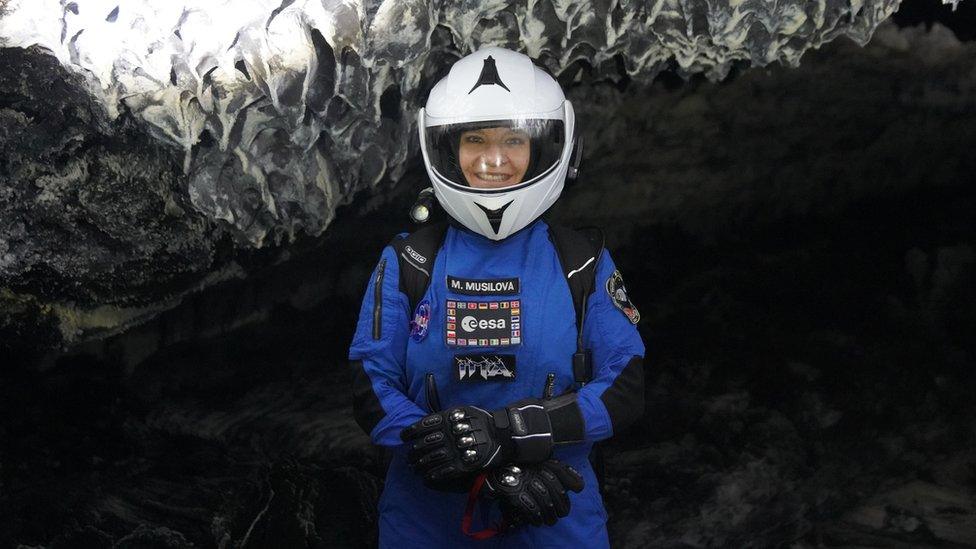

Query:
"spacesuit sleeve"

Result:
[[348, 245, 427, 447], [576, 251, 647, 442]]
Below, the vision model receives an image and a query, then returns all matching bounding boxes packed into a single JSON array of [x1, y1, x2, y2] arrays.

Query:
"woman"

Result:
[[349, 46, 645, 548]]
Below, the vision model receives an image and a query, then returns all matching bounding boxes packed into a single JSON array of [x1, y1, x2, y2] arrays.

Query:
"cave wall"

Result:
[[2, 0, 976, 547], [0, 0, 912, 352], [555, 22, 976, 237], [2, 15, 975, 548]]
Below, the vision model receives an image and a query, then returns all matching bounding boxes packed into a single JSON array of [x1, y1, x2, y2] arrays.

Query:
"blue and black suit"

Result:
[[349, 219, 645, 548]]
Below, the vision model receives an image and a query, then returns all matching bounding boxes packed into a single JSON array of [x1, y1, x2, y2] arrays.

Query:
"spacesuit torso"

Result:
[[350, 219, 645, 548]]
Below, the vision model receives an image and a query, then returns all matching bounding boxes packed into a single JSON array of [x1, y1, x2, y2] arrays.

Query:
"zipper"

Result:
[[372, 258, 386, 340], [425, 373, 442, 412], [543, 372, 556, 399]]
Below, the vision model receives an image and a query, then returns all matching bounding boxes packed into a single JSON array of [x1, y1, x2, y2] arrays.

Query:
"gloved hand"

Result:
[[482, 459, 584, 528], [401, 400, 561, 483], [402, 394, 587, 484], [401, 406, 510, 483]]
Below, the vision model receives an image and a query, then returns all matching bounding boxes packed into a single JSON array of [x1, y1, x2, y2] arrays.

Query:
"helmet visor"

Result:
[[423, 116, 566, 192]]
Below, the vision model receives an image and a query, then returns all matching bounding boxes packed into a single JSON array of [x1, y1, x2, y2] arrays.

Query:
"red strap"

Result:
[[462, 473, 505, 540]]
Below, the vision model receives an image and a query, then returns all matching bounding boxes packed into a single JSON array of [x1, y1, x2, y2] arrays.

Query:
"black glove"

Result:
[[482, 459, 585, 528], [401, 396, 586, 484], [401, 406, 509, 483]]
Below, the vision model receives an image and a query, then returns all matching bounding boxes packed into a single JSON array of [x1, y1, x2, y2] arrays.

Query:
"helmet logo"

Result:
[[468, 55, 511, 94], [475, 201, 513, 234]]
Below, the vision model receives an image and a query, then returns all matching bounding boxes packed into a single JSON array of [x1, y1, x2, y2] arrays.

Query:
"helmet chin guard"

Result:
[[418, 47, 576, 241]]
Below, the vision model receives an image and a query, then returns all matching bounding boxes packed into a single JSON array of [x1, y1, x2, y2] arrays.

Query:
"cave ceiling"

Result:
[[0, 0, 970, 351]]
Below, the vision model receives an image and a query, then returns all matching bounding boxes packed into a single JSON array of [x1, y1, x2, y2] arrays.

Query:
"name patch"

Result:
[[455, 354, 516, 382], [446, 300, 522, 347], [447, 275, 520, 296]]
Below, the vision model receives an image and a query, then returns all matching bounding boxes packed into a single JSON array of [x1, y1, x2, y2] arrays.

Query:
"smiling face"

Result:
[[458, 127, 531, 189]]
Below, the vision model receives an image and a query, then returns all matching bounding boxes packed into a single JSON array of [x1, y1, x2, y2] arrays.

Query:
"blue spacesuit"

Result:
[[349, 218, 645, 548]]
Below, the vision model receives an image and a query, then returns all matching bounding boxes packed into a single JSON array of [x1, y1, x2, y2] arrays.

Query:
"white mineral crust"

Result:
[[0, 0, 907, 246]]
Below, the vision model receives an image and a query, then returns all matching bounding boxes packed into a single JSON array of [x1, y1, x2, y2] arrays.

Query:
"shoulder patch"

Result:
[[409, 299, 431, 342], [606, 269, 640, 325]]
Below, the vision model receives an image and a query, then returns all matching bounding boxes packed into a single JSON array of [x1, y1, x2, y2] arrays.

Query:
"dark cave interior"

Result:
[[1, 1, 976, 548]]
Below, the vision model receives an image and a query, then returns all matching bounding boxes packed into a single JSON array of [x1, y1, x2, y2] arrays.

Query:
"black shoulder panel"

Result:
[[548, 224, 605, 384], [389, 221, 448, 314], [547, 223, 605, 325]]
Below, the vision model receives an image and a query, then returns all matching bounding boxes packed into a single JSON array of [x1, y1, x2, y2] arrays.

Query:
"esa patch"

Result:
[[409, 299, 431, 342], [454, 354, 516, 382], [445, 300, 521, 347], [606, 270, 640, 324]]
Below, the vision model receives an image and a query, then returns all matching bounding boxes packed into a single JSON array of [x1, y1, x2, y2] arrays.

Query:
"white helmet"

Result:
[[418, 47, 578, 240]]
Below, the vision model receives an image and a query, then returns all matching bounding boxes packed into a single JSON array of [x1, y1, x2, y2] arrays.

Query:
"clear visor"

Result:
[[423, 117, 566, 192]]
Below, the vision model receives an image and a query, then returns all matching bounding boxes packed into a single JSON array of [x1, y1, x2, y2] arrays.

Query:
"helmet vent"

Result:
[[475, 201, 513, 234], [468, 55, 511, 94]]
